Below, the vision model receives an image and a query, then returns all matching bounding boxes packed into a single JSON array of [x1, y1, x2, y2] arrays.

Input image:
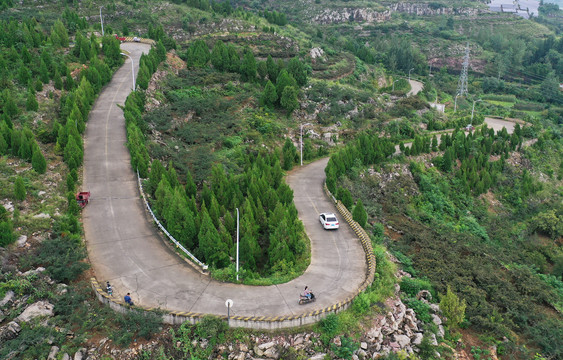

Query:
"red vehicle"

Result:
[[76, 192, 91, 208], [115, 35, 126, 42]]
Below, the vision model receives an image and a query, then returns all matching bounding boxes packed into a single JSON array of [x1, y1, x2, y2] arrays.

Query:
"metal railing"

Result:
[[136, 170, 208, 271]]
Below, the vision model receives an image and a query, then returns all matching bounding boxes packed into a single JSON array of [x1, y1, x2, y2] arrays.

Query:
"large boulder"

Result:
[[0, 321, 21, 341], [0, 290, 15, 307], [431, 314, 442, 326], [394, 334, 411, 348], [15, 301, 54, 323]]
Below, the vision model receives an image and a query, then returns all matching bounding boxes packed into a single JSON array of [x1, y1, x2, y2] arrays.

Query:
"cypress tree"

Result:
[[282, 138, 297, 170], [260, 80, 278, 108], [31, 145, 47, 174], [241, 48, 257, 81], [287, 56, 307, 86], [14, 176, 26, 201], [280, 86, 299, 115], [266, 55, 278, 82], [352, 199, 367, 228], [26, 90, 38, 111]]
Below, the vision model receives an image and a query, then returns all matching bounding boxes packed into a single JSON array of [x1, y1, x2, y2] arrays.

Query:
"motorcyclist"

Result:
[[106, 281, 113, 295], [303, 286, 312, 299]]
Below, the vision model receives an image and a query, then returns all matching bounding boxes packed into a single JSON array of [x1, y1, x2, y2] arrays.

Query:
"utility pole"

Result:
[[100, 7, 104, 36], [456, 42, 469, 97], [236, 208, 239, 281]]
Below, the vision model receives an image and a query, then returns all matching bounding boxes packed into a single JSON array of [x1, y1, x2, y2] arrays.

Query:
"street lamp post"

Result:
[[408, 68, 414, 81], [392, 79, 399, 92], [100, 7, 104, 36], [471, 99, 482, 123], [300, 123, 311, 166], [454, 93, 460, 113], [225, 299, 233, 326], [120, 53, 136, 90], [236, 208, 239, 281]]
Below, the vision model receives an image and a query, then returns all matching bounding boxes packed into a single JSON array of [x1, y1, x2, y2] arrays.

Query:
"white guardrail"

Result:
[[137, 170, 208, 271]]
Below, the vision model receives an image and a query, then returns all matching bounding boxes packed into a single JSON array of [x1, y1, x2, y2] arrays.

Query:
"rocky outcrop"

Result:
[[15, 301, 54, 323], [388, 2, 482, 16], [313, 8, 391, 24]]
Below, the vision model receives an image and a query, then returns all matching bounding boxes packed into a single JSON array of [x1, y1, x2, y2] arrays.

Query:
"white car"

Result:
[[133, 37, 141, 42], [319, 213, 339, 230]]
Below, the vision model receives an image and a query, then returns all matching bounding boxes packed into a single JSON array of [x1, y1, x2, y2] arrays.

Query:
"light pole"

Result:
[[100, 6, 104, 36], [471, 99, 482, 123], [408, 68, 414, 81], [454, 93, 460, 113], [225, 299, 233, 326], [236, 208, 239, 281], [392, 79, 399, 92], [300, 123, 311, 166], [120, 52, 135, 90]]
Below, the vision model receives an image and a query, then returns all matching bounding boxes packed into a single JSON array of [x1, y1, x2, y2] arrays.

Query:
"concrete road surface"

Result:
[[82, 43, 366, 317]]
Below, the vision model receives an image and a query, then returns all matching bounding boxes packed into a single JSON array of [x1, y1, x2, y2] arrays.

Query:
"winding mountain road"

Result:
[[82, 43, 366, 318]]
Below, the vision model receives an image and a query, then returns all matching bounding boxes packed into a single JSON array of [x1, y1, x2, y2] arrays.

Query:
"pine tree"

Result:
[[257, 61, 267, 80], [338, 187, 354, 209], [287, 57, 307, 86], [241, 48, 257, 81], [226, 44, 240, 73], [282, 138, 297, 170], [53, 69, 63, 90], [26, 90, 38, 111], [280, 86, 299, 115], [352, 199, 367, 228], [31, 145, 47, 174], [211, 40, 227, 71], [266, 55, 278, 82], [276, 69, 297, 100], [14, 176, 26, 201], [432, 135, 438, 152], [260, 80, 278, 108]]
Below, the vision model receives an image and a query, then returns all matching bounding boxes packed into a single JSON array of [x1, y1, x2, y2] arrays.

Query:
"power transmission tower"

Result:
[[456, 42, 470, 97]]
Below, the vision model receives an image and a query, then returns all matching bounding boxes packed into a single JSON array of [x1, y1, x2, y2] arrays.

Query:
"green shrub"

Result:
[[331, 336, 359, 359], [400, 277, 434, 298], [318, 313, 340, 344], [33, 236, 89, 283], [352, 292, 371, 314], [111, 309, 163, 347], [403, 298, 432, 323], [0, 220, 15, 247], [14, 176, 26, 201]]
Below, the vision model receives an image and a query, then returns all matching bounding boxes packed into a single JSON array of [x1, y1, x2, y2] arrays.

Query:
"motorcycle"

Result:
[[298, 292, 315, 305], [106, 282, 113, 296]]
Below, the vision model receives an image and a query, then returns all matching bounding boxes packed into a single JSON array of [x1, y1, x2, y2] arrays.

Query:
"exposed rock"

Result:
[[394, 334, 411, 348], [1, 290, 15, 307], [361, 341, 368, 350], [48, 346, 59, 360], [16, 235, 28, 247], [33, 213, 51, 219], [258, 341, 276, 350], [21, 267, 46, 277], [309, 354, 326, 360], [61, 354, 70, 360], [430, 334, 438, 346], [263, 347, 278, 358], [431, 314, 442, 326], [310, 47, 325, 59], [412, 333, 423, 345], [0, 321, 21, 341], [15, 301, 54, 323], [438, 325, 445, 338], [313, 8, 391, 24], [430, 304, 441, 313], [416, 290, 432, 302]]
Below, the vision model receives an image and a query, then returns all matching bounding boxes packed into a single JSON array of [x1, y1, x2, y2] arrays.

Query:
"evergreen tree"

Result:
[[26, 90, 38, 111], [266, 55, 278, 82], [432, 135, 438, 152], [14, 176, 26, 201], [440, 286, 467, 328], [186, 39, 210, 68], [260, 80, 278, 108], [257, 61, 267, 80], [211, 40, 227, 71], [275, 69, 297, 99], [53, 68, 63, 90], [338, 187, 354, 209], [352, 199, 367, 228], [280, 86, 299, 115], [226, 44, 240, 73], [282, 138, 297, 170], [241, 48, 257, 81], [287, 57, 307, 86], [17, 65, 31, 85]]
